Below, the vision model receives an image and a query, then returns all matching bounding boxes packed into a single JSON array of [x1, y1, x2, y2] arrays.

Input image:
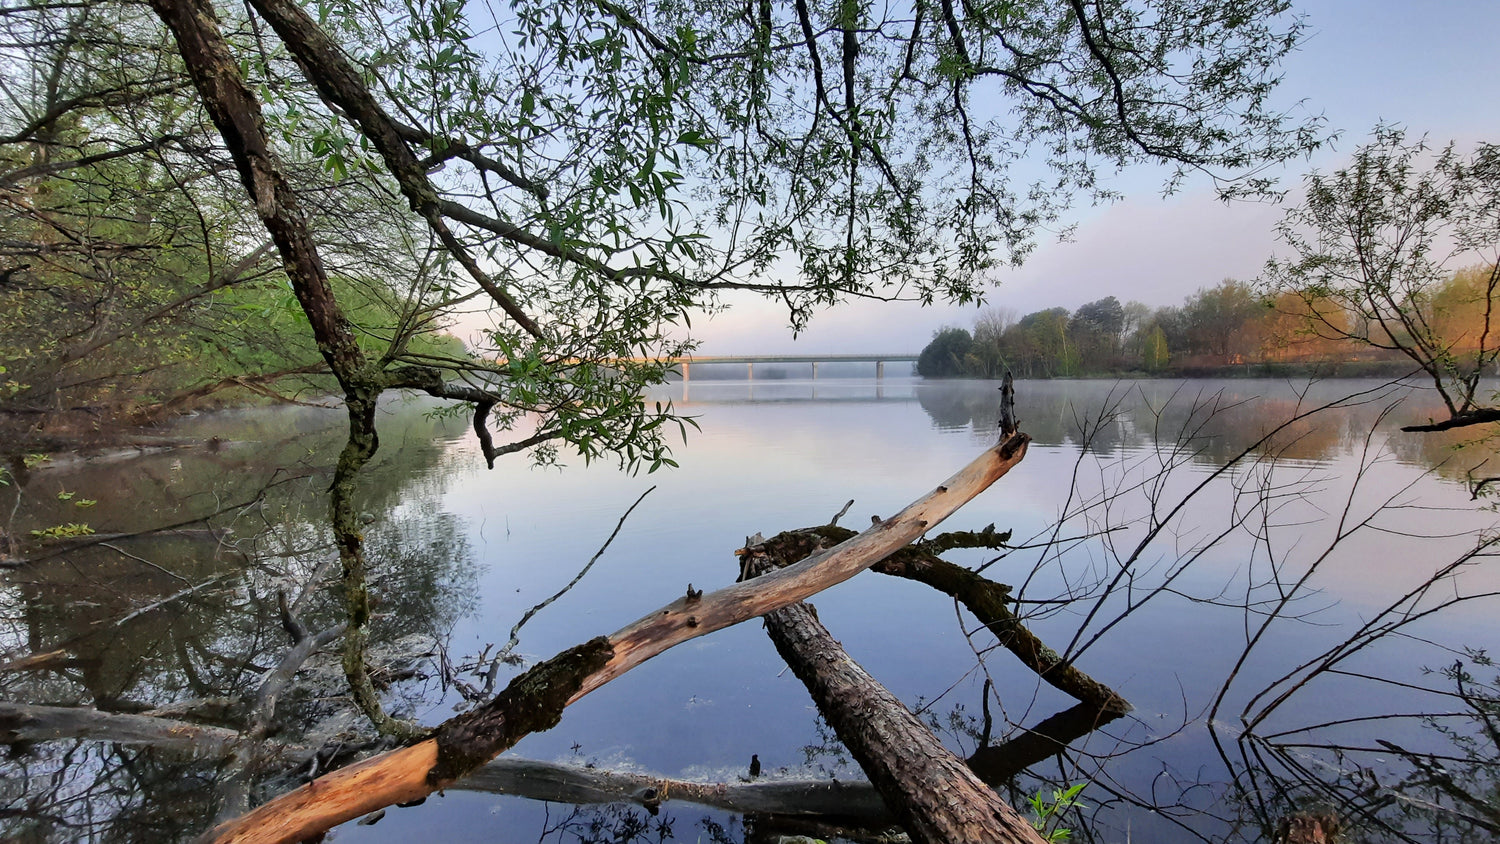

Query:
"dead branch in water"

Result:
[[203, 431, 1029, 844], [740, 548, 1046, 843], [742, 523, 1129, 713]]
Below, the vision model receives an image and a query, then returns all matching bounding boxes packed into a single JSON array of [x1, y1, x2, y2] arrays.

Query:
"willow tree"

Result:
[[10, 0, 1321, 739], [0, 1, 463, 441], [1263, 128, 1500, 431]]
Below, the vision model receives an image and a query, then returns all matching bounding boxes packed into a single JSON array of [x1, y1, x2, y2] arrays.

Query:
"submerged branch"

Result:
[[743, 523, 1130, 713], [741, 551, 1046, 843], [0, 702, 246, 756], [457, 757, 892, 821], [205, 431, 1030, 844]]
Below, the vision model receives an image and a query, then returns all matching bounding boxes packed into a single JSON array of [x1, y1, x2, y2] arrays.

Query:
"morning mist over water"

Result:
[[8, 375, 1499, 842]]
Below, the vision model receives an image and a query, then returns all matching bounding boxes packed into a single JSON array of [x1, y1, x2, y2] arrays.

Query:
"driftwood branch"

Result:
[[456, 757, 893, 822], [1401, 407, 1500, 432], [744, 524, 1130, 714], [1000, 371, 1017, 436], [204, 432, 1030, 844], [740, 551, 1046, 843]]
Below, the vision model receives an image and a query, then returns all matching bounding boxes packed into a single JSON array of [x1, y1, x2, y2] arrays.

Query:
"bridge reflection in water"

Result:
[[667, 354, 918, 382], [656, 374, 920, 405]]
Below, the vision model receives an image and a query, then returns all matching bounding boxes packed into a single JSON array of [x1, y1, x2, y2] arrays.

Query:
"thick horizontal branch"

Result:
[[0, 702, 243, 756], [457, 757, 892, 821], [2, 695, 1109, 824], [379, 367, 564, 468], [966, 700, 1126, 783]]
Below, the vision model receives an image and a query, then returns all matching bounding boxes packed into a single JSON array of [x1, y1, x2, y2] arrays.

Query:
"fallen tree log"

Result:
[[204, 431, 1030, 844], [746, 524, 1129, 714], [2, 694, 1103, 836], [741, 549, 1046, 844], [458, 757, 892, 822], [3, 695, 1111, 811]]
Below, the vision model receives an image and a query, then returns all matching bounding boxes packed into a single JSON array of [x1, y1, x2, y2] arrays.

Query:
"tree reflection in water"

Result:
[[6, 382, 1500, 841], [0, 399, 477, 840], [911, 377, 1500, 842]]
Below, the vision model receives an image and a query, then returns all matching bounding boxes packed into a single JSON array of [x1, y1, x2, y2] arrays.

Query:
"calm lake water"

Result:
[[5, 376, 1500, 842]]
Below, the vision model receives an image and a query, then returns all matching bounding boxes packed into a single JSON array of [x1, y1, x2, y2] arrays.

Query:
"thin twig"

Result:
[[489, 487, 656, 676], [97, 542, 192, 585]]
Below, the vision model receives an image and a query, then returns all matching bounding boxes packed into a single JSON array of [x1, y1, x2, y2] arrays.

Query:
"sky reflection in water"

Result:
[[353, 376, 1500, 842], [7, 377, 1500, 842]]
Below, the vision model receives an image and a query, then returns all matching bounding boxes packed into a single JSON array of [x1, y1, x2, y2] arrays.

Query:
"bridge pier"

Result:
[[747, 362, 753, 381], [811, 361, 818, 380], [876, 361, 884, 379]]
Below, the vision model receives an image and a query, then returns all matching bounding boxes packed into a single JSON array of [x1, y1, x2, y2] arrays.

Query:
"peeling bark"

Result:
[[741, 552, 1046, 844]]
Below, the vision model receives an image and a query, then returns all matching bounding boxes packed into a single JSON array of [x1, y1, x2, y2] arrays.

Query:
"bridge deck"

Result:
[[653, 354, 919, 381], [633, 354, 917, 364]]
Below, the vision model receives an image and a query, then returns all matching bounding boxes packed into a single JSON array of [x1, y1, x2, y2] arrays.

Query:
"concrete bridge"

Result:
[[664, 354, 919, 381]]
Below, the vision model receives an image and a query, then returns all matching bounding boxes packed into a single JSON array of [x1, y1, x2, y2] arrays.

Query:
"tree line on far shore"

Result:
[[919, 267, 1499, 379]]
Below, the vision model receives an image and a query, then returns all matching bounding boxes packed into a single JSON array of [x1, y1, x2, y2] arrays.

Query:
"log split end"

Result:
[[998, 432, 1029, 461]]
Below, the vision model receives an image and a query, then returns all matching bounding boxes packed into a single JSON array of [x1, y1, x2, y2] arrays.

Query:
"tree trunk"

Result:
[[148, 0, 432, 743], [743, 552, 1046, 844]]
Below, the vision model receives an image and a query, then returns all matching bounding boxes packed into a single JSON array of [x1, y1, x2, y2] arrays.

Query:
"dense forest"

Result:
[[919, 267, 1500, 379]]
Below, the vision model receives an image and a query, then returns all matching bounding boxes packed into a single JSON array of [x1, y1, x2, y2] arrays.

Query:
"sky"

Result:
[[688, 0, 1500, 355]]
